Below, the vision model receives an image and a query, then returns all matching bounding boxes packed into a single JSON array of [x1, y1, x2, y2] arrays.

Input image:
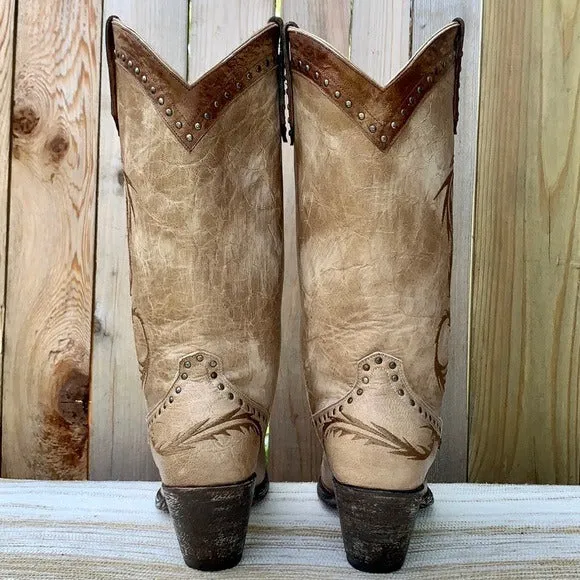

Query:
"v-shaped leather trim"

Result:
[[287, 21, 464, 151], [106, 17, 280, 152]]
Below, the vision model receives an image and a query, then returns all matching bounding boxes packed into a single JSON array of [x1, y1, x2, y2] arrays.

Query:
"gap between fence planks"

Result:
[[0, 0, 15, 457], [412, 0, 481, 483], [2, 0, 101, 478], [90, 0, 189, 480], [470, 0, 580, 483]]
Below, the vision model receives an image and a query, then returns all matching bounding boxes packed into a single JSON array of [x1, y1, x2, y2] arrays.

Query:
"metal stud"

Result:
[[357, 388, 364, 395], [196, 354, 204, 361], [141, 75, 147, 83], [169, 396, 174, 403], [224, 91, 231, 99], [323, 79, 329, 87], [314, 71, 320, 79], [362, 377, 369, 384], [339, 405, 344, 412], [184, 360, 191, 368], [121, 54, 126, 61], [257, 65, 262, 72], [389, 361, 396, 369], [247, 72, 252, 80], [134, 67, 140, 75], [369, 124, 377, 133], [214, 100, 219, 108], [165, 108, 173, 116], [265, 59, 270, 67], [391, 121, 398, 129], [113, 49, 117, 57], [218, 383, 225, 390], [409, 96, 415, 105], [128, 60, 133, 67], [236, 82, 243, 90], [204, 112, 211, 120], [363, 363, 370, 371], [409, 398, 415, 406], [150, 86, 156, 94], [228, 393, 234, 400], [347, 397, 353, 404], [392, 374, 399, 382], [181, 373, 188, 380], [158, 97, 164, 105], [380, 135, 388, 143], [298, 60, 302, 67], [334, 90, 341, 98], [397, 388, 404, 396], [375, 357, 383, 364], [158, 408, 161, 415], [427, 75, 433, 83], [358, 112, 365, 120], [401, 109, 407, 116], [345, 100, 352, 108], [175, 121, 182, 129], [305, 64, 310, 72], [210, 360, 217, 367], [417, 86, 423, 94], [186, 133, 193, 142], [210, 371, 218, 379], [176, 386, 182, 394], [194, 122, 201, 130]]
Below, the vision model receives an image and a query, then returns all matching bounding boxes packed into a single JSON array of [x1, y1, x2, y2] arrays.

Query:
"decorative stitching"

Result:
[[313, 353, 441, 459]]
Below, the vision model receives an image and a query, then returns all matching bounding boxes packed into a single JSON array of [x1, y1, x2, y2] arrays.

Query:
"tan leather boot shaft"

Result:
[[107, 19, 283, 487], [290, 22, 463, 491]]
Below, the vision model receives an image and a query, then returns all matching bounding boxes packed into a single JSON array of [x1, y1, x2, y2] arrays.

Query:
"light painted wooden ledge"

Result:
[[1, 480, 579, 579]]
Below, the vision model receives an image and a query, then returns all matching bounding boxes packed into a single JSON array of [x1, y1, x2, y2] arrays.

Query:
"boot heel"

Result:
[[162, 474, 255, 571], [334, 478, 426, 573]]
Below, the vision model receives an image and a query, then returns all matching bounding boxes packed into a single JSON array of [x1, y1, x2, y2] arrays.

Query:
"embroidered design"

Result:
[[322, 411, 440, 460], [147, 351, 268, 456], [131, 308, 150, 384], [434, 310, 450, 392], [313, 353, 442, 460]]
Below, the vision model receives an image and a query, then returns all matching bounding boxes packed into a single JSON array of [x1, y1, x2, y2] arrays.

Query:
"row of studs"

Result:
[[314, 356, 439, 429], [147, 353, 268, 427], [114, 48, 274, 144], [291, 51, 455, 146]]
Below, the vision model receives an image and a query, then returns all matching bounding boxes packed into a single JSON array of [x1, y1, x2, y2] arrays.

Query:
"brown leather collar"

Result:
[[287, 22, 463, 151], [106, 17, 280, 151]]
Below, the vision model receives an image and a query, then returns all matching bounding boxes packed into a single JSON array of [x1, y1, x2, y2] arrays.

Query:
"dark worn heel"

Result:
[[334, 478, 427, 573], [162, 474, 255, 571]]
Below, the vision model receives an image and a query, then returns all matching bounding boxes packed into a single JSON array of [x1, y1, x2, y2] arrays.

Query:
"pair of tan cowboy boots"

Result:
[[106, 15, 464, 573]]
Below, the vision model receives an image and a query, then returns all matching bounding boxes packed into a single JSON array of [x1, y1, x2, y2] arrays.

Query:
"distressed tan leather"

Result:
[[106, 18, 283, 487], [289, 22, 463, 491]]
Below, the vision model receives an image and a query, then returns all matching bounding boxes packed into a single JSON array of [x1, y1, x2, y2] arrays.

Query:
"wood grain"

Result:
[[412, 0, 481, 483], [269, 0, 352, 482], [89, 1, 189, 480], [189, 0, 275, 81], [1, 0, 101, 479], [351, 0, 411, 85], [0, 0, 15, 455], [470, 0, 580, 483]]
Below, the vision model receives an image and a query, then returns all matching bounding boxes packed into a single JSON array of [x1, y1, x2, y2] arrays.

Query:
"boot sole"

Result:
[[318, 478, 434, 573], [160, 474, 258, 571]]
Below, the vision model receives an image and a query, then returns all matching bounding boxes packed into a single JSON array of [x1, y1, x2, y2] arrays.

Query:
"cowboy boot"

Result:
[[105, 16, 285, 570], [288, 20, 464, 572]]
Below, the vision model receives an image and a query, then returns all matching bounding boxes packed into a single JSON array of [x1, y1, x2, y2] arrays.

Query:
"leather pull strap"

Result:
[[452, 18, 465, 134], [105, 15, 120, 132], [284, 21, 298, 145], [268, 17, 288, 143]]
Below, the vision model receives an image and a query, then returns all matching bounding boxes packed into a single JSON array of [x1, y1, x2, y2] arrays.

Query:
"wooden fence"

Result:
[[0, 0, 578, 484]]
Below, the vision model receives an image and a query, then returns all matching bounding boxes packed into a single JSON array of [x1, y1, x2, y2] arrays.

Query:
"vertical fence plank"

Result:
[[188, 0, 275, 81], [269, 0, 351, 482], [470, 0, 580, 483], [351, 0, 411, 85], [0, 0, 15, 455], [2, 0, 101, 478], [90, 1, 189, 480], [412, 0, 481, 483]]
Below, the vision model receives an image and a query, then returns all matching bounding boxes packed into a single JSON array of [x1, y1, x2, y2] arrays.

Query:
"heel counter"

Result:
[[314, 352, 441, 490]]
